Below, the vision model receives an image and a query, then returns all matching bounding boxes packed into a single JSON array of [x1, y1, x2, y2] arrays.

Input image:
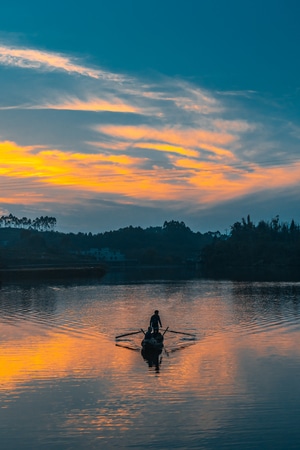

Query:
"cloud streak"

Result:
[[2, 139, 300, 209], [0, 44, 123, 80], [0, 42, 299, 231]]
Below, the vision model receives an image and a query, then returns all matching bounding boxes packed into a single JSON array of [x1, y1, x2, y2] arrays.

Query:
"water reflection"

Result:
[[0, 285, 58, 319], [116, 334, 196, 375], [1, 279, 300, 449], [141, 348, 163, 372]]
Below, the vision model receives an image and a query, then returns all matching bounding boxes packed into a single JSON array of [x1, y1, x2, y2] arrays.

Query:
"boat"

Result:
[[115, 327, 196, 351], [141, 333, 164, 351]]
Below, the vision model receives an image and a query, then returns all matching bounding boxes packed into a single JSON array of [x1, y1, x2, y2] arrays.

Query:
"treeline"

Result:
[[0, 214, 57, 231], [3, 212, 300, 280], [60, 220, 219, 264], [201, 215, 300, 280], [0, 219, 218, 267]]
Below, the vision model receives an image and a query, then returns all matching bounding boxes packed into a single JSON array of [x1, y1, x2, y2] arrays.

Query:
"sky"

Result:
[[0, 0, 299, 234]]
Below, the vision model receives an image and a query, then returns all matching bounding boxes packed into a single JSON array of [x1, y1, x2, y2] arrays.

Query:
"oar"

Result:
[[115, 330, 143, 339], [163, 326, 169, 336], [167, 329, 196, 337], [115, 343, 140, 351]]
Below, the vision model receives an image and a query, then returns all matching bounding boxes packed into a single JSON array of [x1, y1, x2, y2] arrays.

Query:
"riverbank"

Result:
[[0, 264, 106, 282]]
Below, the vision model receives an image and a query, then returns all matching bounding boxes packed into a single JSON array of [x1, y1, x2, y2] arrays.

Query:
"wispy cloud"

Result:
[[2, 139, 300, 210], [35, 97, 143, 114], [0, 42, 299, 230], [0, 44, 123, 80]]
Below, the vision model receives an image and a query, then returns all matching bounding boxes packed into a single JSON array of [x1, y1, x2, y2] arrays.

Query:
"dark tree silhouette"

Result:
[[201, 215, 300, 280]]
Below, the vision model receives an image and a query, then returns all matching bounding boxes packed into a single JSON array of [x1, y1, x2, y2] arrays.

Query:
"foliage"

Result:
[[201, 215, 300, 280], [4, 212, 300, 280], [0, 214, 56, 231], [0, 215, 217, 267]]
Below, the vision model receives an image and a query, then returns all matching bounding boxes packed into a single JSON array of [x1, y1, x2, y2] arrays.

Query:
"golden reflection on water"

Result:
[[0, 323, 111, 390], [1, 312, 300, 394], [1, 281, 300, 449]]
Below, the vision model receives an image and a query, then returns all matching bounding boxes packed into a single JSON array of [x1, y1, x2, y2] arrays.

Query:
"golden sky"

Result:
[[0, 42, 299, 232]]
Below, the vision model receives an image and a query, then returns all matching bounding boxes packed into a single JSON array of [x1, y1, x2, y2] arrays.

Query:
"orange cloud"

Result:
[[2, 140, 300, 208], [0, 141, 184, 203], [136, 142, 199, 158], [42, 97, 142, 114], [173, 157, 300, 204], [98, 125, 236, 151]]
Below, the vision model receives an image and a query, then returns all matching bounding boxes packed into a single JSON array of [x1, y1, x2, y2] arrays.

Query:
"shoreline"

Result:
[[0, 265, 107, 281]]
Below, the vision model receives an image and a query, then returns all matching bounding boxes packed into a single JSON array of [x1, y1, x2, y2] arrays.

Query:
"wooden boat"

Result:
[[141, 333, 164, 351], [115, 327, 196, 351]]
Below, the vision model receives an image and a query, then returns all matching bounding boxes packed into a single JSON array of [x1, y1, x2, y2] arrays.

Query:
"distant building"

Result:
[[82, 247, 125, 262]]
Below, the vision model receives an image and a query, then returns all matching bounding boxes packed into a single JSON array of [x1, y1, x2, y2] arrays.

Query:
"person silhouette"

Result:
[[150, 310, 162, 333], [144, 326, 152, 340]]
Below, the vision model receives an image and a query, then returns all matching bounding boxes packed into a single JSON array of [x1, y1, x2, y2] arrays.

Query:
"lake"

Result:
[[1, 270, 300, 449]]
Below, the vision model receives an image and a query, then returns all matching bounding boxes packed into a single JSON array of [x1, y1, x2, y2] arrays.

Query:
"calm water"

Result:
[[1, 271, 300, 449]]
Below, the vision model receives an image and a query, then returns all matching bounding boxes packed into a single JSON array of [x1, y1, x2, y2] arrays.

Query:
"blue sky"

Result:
[[0, 0, 299, 233]]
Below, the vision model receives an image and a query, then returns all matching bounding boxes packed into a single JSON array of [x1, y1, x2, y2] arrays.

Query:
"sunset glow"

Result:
[[0, 9, 298, 232], [1, 317, 299, 395], [1, 4, 300, 449], [2, 138, 300, 212]]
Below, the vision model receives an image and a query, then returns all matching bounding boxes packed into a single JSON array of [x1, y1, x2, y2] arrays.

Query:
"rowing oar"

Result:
[[167, 329, 196, 337], [115, 330, 143, 339], [163, 326, 169, 336]]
